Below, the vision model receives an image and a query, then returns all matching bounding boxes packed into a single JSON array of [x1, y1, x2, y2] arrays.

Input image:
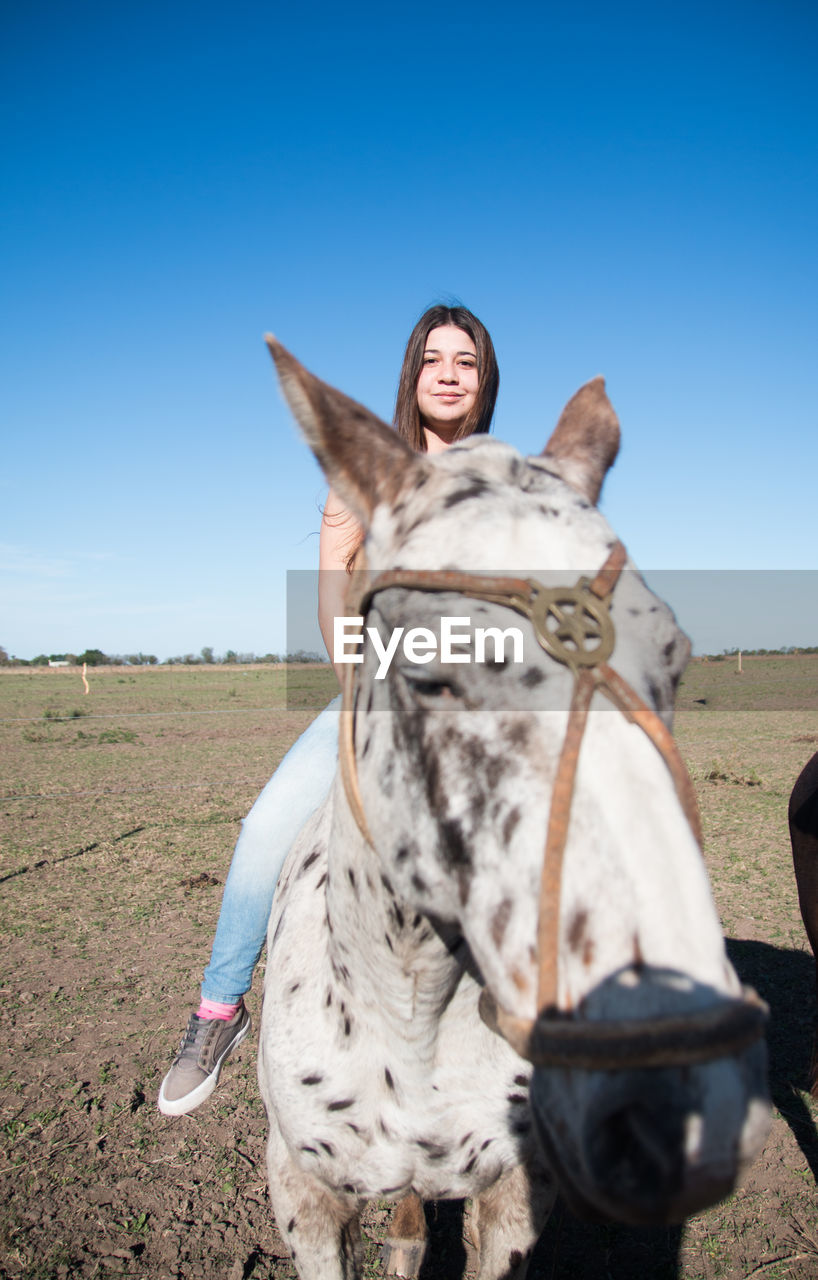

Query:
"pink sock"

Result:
[[197, 998, 240, 1021]]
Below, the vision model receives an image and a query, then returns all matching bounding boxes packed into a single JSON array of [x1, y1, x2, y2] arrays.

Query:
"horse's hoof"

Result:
[[381, 1237, 427, 1278]]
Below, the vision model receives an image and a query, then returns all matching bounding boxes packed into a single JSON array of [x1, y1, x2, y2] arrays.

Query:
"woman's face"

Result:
[[416, 325, 479, 444]]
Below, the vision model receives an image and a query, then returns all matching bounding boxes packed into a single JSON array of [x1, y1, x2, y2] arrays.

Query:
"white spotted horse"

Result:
[[789, 751, 818, 1096], [257, 338, 770, 1280]]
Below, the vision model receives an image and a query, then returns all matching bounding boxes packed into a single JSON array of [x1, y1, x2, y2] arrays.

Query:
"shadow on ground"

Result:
[[412, 939, 817, 1280], [726, 938, 818, 1181]]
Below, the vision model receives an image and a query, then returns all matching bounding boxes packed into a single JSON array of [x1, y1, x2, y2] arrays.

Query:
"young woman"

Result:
[[158, 305, 499, 1116]]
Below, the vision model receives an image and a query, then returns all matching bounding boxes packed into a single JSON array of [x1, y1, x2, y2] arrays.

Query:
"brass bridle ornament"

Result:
[[338, 541, 767, 1072]]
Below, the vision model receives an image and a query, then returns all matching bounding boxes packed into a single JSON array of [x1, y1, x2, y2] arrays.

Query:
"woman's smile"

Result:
[[416, 323, 479, 444]]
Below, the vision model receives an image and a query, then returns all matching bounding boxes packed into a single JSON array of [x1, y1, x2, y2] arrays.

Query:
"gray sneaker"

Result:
[[158, 1001, 251, 1116]]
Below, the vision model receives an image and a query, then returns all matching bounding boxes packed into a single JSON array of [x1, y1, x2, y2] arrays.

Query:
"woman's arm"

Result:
[[318, 488, 362, 683]]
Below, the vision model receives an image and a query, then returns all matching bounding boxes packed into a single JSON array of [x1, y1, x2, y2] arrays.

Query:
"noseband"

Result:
[[338, 541, 767, 1071]]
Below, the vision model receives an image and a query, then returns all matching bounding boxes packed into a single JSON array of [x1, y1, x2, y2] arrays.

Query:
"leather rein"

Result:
[[338, 541, 767, 1071]]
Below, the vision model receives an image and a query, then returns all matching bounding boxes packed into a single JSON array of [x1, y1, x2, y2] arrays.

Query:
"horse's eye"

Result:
[[401, 670, 458, 701]]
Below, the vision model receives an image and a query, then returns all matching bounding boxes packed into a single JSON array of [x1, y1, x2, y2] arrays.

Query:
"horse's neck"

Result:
[[325, 782, 465, 1051]]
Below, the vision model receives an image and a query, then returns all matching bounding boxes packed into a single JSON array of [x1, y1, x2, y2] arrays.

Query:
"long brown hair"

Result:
[[336, 304, 499, 568], [393, 304, 499, 450]]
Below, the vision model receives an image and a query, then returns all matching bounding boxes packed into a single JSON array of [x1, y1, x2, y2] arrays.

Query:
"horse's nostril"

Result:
[[586, 1098, 685, 1210]]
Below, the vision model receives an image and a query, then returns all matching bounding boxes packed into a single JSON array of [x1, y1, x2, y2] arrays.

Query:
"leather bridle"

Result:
[[337, 541, 767, 1071]]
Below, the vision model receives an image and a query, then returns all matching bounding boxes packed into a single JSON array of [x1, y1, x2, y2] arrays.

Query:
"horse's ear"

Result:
[[265, 335, 425, 525], [542, 377, 620, 505]]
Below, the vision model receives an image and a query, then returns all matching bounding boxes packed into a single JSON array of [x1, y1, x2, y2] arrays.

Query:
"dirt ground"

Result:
[[1, 659, 817, 1279]]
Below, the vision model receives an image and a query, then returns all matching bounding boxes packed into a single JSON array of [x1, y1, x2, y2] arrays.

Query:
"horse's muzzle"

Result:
[[527, 1040, 770, 1226]]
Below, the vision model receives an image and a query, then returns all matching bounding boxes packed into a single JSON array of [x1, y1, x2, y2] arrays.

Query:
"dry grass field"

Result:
[[1, 656, 817, 1280]]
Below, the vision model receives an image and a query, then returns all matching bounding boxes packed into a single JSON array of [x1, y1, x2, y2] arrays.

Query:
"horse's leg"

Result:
[[265, 1122, 363, 1280], [789, 751, 818, 1097], [470, 1161, 556, 1280], [381, 1193, 428, 1277]]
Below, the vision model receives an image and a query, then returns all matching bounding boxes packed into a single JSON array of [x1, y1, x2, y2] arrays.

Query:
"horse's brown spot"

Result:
[[271, 912, 286, 949], [484, 656, 507, 675], [328, 1098, 354, 1111], [301, 1074, 323, 1085], [502, 806, 521, 845], [416, 1139, 448, 1160], [486, 755, 509, 789], [440, 817, 471, 875], [492, 898, 513, 948], [462, 736, 488, 769], [505, 721, 530, 750], [443, 480, 489, 509], [465, 786, 487, 827], [511, 967, 530, 993], [567, 908, 588, 954], [521, 666, 545, 689], [297, 849, 321, 877]]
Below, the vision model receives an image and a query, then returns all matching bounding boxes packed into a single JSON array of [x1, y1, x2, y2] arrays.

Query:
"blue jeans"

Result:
[[201, 696, 341, 1004]]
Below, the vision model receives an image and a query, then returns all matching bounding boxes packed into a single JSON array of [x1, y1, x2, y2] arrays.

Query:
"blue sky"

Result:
[[2, 0, 816, 659]]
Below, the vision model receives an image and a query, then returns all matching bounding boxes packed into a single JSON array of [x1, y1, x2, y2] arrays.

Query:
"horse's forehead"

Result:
[[369, 439, 590, 563], [365, 436, 689, 692]]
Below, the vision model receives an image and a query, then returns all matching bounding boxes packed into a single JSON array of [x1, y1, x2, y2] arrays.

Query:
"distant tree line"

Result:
[[3, 642, 816, 668], [704, 646, 818, 660], [0, 645, 328, 667]]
